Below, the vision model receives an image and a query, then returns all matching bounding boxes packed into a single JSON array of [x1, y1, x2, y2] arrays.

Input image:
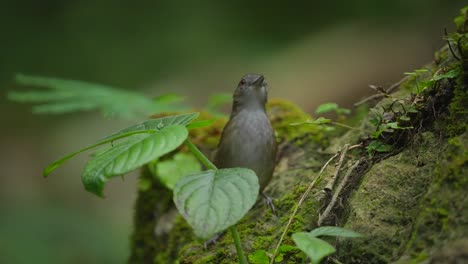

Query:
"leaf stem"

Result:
[[185, 139, 217, 170], [185, 139, 248, 264], [230, 226, 248, 264]]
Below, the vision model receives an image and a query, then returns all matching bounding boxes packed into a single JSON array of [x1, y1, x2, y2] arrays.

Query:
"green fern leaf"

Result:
[[9, 74, 186, 118]]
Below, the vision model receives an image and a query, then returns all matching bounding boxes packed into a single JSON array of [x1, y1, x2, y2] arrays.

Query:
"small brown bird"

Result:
[[214, 73, 277, 210]]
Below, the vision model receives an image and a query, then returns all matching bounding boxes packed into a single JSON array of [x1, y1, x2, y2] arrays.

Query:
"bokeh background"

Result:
[[0, 1, 465, 263]]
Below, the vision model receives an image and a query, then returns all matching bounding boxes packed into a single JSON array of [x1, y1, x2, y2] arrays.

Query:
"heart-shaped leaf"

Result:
[[292, 232, 336, 264], [308, 226, 362, 238], [83, 125, 188, 196], [173, 168, 259, 239], [43, 113, 199, 177], [149, 152, 202, 190]]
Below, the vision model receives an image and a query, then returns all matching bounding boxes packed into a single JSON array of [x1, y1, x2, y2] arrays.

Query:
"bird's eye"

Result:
[[239, 79, 246, 86]]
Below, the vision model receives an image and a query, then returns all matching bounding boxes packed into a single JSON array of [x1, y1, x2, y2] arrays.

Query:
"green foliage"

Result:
[[186, 118, 217, 129], [307, 226, 362, 238], [404, 66, 461, 95], [9, 74, 186, 119], [148, 153, 202, 190], [454, 6, 468, 32], [274, 244, 301, 263], [315, 103, 350, 116], [370, 121, 413, 139], [173, 168, 259, 239], [248, 250, 269, 264], [366, 140, 393, 155], [290, 103, 352, 133], [83, 125, 188, 196], [292, 226, 362, 264], [44, 113, 199, 177]]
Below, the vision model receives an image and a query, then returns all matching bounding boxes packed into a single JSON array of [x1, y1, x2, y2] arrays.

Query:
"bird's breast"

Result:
[[215, 110, 276, 171]]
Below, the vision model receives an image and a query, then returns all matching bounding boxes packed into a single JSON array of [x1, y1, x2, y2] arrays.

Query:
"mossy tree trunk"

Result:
[[129, 9, 468, 264]]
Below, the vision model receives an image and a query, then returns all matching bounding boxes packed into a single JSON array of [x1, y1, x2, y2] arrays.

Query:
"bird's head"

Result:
[[233, 73, 268, 111]]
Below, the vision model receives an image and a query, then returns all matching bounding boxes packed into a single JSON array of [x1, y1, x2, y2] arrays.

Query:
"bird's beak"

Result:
[[253, 75, 265, 87]]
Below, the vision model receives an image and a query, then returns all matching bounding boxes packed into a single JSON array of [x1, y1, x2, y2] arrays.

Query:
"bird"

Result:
[[214, 73, 277, 212]]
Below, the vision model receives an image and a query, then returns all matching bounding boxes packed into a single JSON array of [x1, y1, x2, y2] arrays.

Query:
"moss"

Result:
[[129, 167, 174, 264], [338, 132, 440, 263], [445, 73, 468, 136], [399, 132, 468, 262], [267, 98, 326, 146]]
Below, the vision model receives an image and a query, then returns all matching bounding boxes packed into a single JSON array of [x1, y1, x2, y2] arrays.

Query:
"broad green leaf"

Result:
[[101, 113, 199, 141], [315, 103, 338, 114], [9, 74, 184, 118], [248, 250, 269, 264], [82, 125, 188, 196], [186, 118, 216, 129], [173, 168, 259, 239], [308, 226, 362, 238], [292, 232, 336, 264], [149, 153, 202, 189], [43, 113, 199, 177], [43, 129, 156, 177]]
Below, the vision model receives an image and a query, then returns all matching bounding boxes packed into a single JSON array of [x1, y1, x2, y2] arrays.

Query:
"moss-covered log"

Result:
[[129, 7, 468, 264]]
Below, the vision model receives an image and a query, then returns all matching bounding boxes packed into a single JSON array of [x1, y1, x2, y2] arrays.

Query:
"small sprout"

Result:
[[292, 226, 362, 264]]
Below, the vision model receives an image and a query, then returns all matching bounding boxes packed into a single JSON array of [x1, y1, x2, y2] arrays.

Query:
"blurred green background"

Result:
[[0, 1, 465, 263]]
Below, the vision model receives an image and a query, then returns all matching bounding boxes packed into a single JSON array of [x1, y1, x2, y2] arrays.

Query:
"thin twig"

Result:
[[324, 144, 350, 191], [354, 76, 409, 106], [269, 151, 340, 264], [317, 160, 361, 226], [445, 28, 461, 61], [386, 75, 409, 94]]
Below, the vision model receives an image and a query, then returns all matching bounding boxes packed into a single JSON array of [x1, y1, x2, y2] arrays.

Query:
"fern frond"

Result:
[[8, 74, 186, 119]]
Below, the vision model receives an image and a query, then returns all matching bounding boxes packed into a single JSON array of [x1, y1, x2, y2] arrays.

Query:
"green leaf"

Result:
[[173, 168, 259, 239], [315, 103, 338, 114], [292, 232, 336, 264], [431, 68, 461, 81], [366, 140, 393, 154], [43, 129, 156, 177], [82, 125, 188, 196], [149, 153, 202, 190], [9, 74, 184, 118], [101, 113, 199, 142], [186, 118, 216, 129], [308, 226, 362, 238], [279, 244, 298, 253], [399, 115, 411, 121], [248, 250, 269, 264], [43, 113, 199, 177]]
